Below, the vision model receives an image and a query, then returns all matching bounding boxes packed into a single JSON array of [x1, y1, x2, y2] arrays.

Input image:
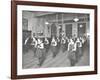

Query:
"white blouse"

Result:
[[51, 37, 57, 46]]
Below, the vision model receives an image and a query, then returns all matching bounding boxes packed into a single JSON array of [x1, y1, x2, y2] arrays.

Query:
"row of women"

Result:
[[23, 34, 87, 66]]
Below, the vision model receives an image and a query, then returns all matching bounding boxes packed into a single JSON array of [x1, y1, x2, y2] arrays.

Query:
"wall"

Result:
[[23, 10, 89, 38], [72, 23, 77, 37], [22, 11, 39, 32], [0, 0, 100, 80], [22, 11, 33, 30], [23, 11, 51, 37]]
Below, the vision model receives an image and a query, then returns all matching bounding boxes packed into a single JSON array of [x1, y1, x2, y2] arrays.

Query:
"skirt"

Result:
[[35, 48, 46, 66], [51, 46, 57, 57], [61, 44, 66, 52], [76, 47, 82, 62], [68, 51, 76, 66]]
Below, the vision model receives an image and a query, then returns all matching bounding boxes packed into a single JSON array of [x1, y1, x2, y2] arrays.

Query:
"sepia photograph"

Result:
[[22, 11, 90, 69], [11, 1, 97, 79]]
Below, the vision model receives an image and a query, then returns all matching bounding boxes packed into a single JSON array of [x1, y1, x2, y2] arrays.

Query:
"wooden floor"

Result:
[[22, 44, 89, 69]]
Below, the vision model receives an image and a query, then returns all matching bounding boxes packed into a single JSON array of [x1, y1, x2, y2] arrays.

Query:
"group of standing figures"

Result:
[[23, 33, 88, 67]]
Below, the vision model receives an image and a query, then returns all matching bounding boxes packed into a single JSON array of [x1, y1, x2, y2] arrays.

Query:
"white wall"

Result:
[[0, 0, 100, 80], [22, 11, 33, 30]]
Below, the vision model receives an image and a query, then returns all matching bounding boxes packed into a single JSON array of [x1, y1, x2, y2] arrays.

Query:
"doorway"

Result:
[[51, 23, 57, 37], [65, 24, 72, 38], [77, 23, 86, 37]]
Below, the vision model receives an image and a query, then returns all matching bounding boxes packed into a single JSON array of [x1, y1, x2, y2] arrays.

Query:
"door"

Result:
[[51, 23, 57, 37], [77, 23, 86, 37], [65, 24, 72, 38]]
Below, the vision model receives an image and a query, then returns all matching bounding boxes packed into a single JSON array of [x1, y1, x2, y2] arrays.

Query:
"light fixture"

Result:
[[45, 22, 49, 25], [79, 24, 83, 28], [73, 17, 79, 22], [87, 33, 90, 36], [58, 25, 61, 29]]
